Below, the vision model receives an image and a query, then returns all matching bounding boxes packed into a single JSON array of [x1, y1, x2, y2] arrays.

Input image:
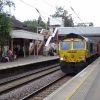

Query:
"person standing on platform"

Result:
[[2, 48, 9, 62], [7, 49, 13, 61], [13, 45, 19, 59]]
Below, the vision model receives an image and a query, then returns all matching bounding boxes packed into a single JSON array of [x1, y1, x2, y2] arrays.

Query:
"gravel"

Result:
[[0, 70, 65, 100]]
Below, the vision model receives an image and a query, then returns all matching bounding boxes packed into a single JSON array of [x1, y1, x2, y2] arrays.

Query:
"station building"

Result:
[[4, 17, 44, 57]]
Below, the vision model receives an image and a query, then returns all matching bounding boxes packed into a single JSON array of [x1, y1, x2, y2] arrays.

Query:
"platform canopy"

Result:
[[58, 27, 100, 36], [57, 27, 100, 42], [10, 30, 44, 40]]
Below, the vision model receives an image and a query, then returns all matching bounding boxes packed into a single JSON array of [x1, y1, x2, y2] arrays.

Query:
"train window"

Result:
[[73, 41, 84, 49], [60, 42, 71, 50], [90, 43, 93, 53]]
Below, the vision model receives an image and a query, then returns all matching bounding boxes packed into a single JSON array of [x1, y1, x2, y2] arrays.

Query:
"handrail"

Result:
[[45, 28, 58, 47]]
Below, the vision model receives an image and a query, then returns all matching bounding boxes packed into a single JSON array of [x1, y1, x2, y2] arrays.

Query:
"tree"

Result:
[[37, 16, 42, 25], [52, 7, 74, 27], [0, 0, 15, 12], [52, 7, 66, 17], [24, 20, 38, 32], [37, 16, 46, 30], [64, 15, 74, 27], [0, 13, 12, 51], [24, 18, 46, 33], [0, 0, 14, 51]]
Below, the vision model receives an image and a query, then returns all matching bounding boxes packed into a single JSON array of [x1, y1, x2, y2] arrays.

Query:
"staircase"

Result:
[[29, 28, 58, 56], [45, 28, 58, 47], [29, 40, 44, 55]]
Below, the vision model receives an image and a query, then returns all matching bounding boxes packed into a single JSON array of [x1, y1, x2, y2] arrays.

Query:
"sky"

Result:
[[10, 0, 100, 27]]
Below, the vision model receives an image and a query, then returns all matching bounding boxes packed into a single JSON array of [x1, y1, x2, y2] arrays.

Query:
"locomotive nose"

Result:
[[71, 54, 74, 58]]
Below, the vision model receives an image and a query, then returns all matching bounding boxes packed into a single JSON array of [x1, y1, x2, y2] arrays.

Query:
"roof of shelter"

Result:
[[11, 16, 30, 31], [10, 30, 44, 40]]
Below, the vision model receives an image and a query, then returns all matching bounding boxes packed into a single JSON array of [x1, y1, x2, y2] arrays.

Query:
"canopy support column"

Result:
[[23, 39, 26, 57]]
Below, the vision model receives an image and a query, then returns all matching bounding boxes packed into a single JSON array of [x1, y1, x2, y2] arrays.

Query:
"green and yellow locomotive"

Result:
[[59, 33, 98, 73]]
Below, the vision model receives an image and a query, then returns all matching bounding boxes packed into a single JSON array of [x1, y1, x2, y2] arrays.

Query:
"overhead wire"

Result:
[[40, 0, 87, 34], [34, 0, 64, 23], [19, 0, 64, 24], [65, 0, 86, 33], [43, 0, 55, 8], [19, 0, 47, 22], [70, 6, 82, 22], [19, 0, 84, 33]]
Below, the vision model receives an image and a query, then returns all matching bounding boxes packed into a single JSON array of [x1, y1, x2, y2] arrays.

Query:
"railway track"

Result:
[[0, 64, 59, 94], [0, 64, 68, 100], [0, 71, 66, 100], [26, 76, 72, 100], [0, 63, 59, 85]]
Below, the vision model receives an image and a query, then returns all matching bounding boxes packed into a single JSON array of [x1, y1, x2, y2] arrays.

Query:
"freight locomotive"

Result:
[[59, 33, 98, 74]]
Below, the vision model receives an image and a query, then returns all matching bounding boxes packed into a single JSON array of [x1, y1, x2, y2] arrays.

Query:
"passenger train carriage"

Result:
[[59, 33, 98, 73]]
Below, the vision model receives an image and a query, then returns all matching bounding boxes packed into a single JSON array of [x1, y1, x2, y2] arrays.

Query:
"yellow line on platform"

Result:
[[66, 63, 98, 100]]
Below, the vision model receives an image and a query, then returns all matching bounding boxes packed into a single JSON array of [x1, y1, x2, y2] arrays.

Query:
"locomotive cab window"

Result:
[[73, 41, 84, 49], [60, 41, 71, 50]]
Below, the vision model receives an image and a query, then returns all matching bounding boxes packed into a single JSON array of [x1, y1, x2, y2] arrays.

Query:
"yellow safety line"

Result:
[[66, 63, 98, 100]]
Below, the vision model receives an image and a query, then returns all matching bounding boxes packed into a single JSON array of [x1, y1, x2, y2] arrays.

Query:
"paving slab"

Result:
[[0, 55, 59, 70]]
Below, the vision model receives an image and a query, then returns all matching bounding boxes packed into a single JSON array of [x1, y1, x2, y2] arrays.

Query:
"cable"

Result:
[[19, 0, 64, 24], [20, 0, 36, 9], [70, 6, 82, 22], [67, 5, 86, 32], [19, 0, 47, 22], [43, 0, 55, 8], [19, 0, 80, 29]]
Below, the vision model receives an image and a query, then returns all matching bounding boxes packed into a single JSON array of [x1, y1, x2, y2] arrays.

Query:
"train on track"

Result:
[[59, 33, 98, 74]]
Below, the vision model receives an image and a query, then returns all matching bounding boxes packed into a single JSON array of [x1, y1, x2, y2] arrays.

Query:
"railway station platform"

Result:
[[44, 57, 100, 100], [0, 55, 59, 70]]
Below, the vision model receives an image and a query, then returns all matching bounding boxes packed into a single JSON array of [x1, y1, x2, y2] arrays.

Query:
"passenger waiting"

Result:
[[2, 49, 9, 62], [13, 45, 19, 59], [7, 49, 14, 61], [0, 51, 2, 62]]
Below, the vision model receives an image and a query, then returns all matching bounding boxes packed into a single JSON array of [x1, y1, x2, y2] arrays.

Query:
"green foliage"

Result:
[[52, 7, 64, 17], [0, 13, 12, 50], [52, 7, 67, 17], [0, 0, 15, 12], [64, 16, 74, 27], [24, 20, 38, 32], [0, 0, 14, 51], [24, 19, 46, 33], [52, 6, 74, 27]]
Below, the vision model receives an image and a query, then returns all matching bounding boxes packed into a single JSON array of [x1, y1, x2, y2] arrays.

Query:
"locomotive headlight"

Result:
[[60, 57, 64, 60]]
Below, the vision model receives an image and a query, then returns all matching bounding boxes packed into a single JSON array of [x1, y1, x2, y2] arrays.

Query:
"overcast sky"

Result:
[[11, 0, 100, 26]]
